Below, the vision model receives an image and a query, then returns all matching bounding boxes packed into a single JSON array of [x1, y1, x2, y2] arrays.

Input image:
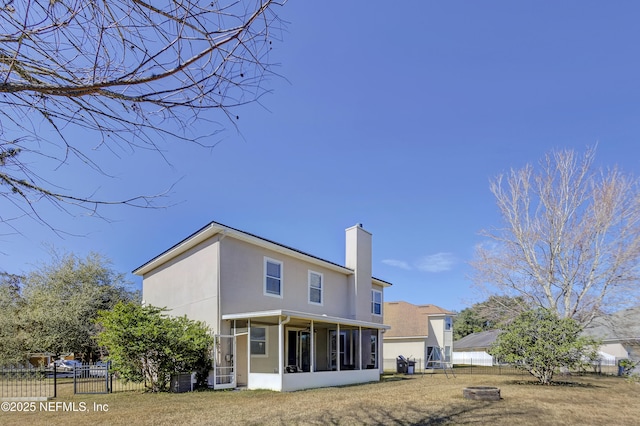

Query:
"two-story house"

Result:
[[133, 221, 391, 391], [383, 301, 455, 371]]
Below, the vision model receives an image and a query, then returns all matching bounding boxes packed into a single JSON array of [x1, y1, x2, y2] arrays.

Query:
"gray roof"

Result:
[[583, 307, 640, 342], [453, 329, 501, 351], [453, 307, 640, 351]]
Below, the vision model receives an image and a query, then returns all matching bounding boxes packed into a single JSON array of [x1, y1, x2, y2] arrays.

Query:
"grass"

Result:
[[2, 373, 639, 425]]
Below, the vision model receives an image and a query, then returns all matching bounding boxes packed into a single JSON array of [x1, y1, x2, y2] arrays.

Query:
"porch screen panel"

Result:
[[360, 329, 378, 369], [250, 324, 279, 374]]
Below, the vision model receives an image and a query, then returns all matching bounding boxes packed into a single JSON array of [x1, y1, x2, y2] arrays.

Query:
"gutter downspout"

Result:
[[217, 231, 227, 334]]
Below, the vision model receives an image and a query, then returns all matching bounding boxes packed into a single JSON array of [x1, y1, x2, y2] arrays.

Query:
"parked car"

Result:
[[48, 359, 82, 372], [89, 361, 109, 377]]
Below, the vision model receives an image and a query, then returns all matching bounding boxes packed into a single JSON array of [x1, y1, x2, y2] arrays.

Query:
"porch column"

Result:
[[336, 323, 340, 372], [378, 329, 383, 373], [279, 316, 290, 378], [278, 321, 283, 378], [310, 320, 315, 372], [358, 326, 362, 370], [247, 319, 252, 376]]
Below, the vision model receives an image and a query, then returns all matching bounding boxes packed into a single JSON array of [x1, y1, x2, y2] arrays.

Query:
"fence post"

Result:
[[53, 363, 57, 398]]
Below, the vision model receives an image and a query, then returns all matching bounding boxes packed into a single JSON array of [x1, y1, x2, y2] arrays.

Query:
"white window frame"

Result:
[[371, 290, 382, 316], [308, 270, 323, 306], [264, 257, 283, 298], [445, 316, 453, 331], [250, 326, 268, 357]]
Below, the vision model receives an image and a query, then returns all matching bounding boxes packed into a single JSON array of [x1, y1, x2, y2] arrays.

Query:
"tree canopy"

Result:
[[473, 147, 640, 328], [0, 0, 284, 233], [489, 309, 599, 385], [0, 251, 138, 363], [454, 295, 528, 340], [95, 301, 214, 392], [0, 272, 26, 365]]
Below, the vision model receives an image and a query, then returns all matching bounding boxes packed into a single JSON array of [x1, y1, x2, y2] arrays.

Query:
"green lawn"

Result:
[[2, 373, 639, 425]]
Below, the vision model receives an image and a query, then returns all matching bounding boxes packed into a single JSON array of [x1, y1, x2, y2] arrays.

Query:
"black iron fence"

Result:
[[1, 363, 146, 399], [383, 358, 620, 377], [0, 365, 56, 399]]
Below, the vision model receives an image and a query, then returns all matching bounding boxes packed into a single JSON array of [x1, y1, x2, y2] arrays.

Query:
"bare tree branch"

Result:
[[0, 0, 284, 232], [472, 146, 640, 328]]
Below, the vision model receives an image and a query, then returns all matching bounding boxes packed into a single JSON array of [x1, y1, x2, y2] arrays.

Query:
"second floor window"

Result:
[[265, 258, 283, 297], [371, 290, 382, 315], [308, 271, 323, 305]]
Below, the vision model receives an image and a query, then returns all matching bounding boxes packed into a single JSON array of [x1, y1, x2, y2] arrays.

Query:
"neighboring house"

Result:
[[453, 330, 502, 366], [583, 307, 640, 365], [382, 301, 455, 370], [27, 352, 55, 368], [453, 307, 640, 369], [134, 221, 391, 391], [27, 352, 75, 368]]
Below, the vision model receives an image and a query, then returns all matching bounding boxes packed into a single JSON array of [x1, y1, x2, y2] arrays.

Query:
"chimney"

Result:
[[345, 223, 372, 320]]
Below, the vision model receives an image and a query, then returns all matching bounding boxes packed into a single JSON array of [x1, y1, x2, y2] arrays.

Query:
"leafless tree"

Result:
[[0, 0, 283, 234], [473, 147, 640, 328]]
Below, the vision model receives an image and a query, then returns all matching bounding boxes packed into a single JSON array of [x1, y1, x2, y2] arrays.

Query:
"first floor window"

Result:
[[250, 327, 267, 356], [371, 290, 382, 315], [308, 271, 323, 305]]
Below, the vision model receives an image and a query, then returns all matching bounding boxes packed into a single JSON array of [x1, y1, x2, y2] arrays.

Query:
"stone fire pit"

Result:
[[463, 386, 501, 401]]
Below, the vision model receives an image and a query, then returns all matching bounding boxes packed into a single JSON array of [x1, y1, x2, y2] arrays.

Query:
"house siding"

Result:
[[141, 236, 220, 328], [219, 236, 352, 318]]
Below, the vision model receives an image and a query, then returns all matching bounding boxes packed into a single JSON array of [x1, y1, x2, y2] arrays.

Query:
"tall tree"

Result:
[[454, 295, 529, 340], [473, 147, 640, 328], [21, 251, 138, 360], [0, 272, 26, 365], [0, 0, 283, 232]]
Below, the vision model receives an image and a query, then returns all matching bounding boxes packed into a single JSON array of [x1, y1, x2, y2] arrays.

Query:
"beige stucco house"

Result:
[[134, 221, 391, 391], [382, 301, 455, 371]]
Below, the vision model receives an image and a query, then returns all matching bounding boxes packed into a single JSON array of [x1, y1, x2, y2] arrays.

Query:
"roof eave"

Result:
[[222, 309, 391, 330], [133, 221, 357, 277], [373, 277, 393, 287], [133, 222, 223, 276]]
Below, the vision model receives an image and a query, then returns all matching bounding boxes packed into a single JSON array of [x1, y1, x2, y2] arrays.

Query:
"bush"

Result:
[[95, 302, 214, 392]]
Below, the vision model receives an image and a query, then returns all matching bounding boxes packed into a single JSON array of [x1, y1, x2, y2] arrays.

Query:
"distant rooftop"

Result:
[[384, 301, 454, 338], [453, 329, 501, 351], [583, 307, 640, 341]]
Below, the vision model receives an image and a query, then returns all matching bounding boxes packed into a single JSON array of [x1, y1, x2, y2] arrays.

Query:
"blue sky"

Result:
[[3, 1, 640, 312]]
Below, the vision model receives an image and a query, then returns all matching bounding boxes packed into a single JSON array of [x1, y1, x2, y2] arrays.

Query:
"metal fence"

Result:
[[109, 374, 147, 393], [0, 366, 56, 400], [383, 358, 620, 377], [1, 363, 147, 399]]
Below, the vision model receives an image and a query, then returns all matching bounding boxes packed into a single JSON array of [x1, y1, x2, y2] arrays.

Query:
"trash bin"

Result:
[[396, 356, 408, 374], [407, 359, 416, 375]]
